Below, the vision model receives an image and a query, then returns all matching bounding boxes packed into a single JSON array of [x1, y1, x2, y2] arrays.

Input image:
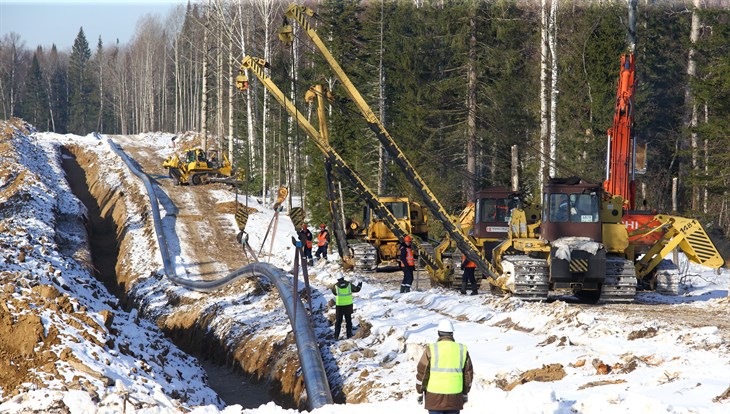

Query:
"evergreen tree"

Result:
[[48, 44, 68, 133], [22, 50, 49, 129], [68, 27, 94, 134]]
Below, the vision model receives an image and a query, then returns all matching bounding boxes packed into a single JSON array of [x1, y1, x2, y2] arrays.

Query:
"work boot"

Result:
[[404, 286, 411, 293], [471, 290, 478, 296], [400, 286, 406, 293], [307, 259, 314, 266]]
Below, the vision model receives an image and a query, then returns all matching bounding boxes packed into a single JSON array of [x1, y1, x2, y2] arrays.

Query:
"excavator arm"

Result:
[[282, 4, 500, 282], [604, 54, 636, 210], [237, 56, 452, 282]]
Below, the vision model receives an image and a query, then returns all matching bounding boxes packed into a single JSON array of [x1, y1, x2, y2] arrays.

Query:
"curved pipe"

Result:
[[102, 135, 333, 409]]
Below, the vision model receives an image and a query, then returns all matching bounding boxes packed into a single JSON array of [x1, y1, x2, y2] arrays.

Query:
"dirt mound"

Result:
[[0, 281, 63, 397], [496, 363, 566, 391], [214, 201, 258, 215]]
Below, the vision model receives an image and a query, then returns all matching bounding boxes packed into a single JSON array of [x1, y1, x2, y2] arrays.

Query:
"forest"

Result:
[[1, 0, 729, 239]]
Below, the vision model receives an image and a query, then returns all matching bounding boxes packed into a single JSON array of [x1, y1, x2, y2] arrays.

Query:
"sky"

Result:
[[0, 0, 187, 51]]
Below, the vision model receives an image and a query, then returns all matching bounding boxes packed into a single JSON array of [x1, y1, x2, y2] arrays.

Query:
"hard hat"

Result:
[[437, 319, 454, 334], [404, 235, 412, 243], [336, 271, 345, 281], [320, 223, 326, 228], [302, 223, 308, 229]]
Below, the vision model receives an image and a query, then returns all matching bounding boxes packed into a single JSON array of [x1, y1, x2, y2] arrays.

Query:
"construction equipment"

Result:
[[282, 4, 503, 289], [346, 196, 429, 268], [236, 58, 450, 279], [602, 54, 724, 293], [163, 147, 233, 186]]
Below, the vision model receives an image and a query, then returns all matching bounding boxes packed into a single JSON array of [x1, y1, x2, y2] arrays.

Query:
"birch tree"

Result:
[[685, 0, 701, 210]]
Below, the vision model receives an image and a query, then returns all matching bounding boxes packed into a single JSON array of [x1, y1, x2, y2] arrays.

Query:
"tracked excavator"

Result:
[[602, 53, 724, 294], [236, 58, 452, 280]]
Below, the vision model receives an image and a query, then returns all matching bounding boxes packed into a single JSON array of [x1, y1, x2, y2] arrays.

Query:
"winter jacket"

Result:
[[416, 336, 473, 411]]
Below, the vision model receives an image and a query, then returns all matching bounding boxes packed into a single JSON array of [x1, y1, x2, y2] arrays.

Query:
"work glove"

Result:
[[357, 282, 363, 288], [463, 394, 468, 403], [417, 393, 423, 404]]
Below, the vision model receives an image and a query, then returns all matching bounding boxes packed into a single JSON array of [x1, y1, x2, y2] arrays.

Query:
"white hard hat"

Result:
[[437, 319, 454, 334]]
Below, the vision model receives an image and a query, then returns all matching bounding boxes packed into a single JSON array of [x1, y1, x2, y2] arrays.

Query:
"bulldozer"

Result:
[[346, 196, 429, 270], [163, 148, 233, 186]]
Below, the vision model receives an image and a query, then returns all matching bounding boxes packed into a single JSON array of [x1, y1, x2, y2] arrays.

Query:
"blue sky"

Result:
[[0, 0, 187, 51]]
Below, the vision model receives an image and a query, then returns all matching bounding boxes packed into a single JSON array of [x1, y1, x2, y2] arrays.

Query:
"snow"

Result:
[[1, 125, 728, 413]]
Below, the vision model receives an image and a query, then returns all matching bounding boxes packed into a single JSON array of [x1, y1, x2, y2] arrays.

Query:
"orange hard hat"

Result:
[[320, 223, 326, 228], [404, 235, 412, 243], [302, 223, 308, 229]]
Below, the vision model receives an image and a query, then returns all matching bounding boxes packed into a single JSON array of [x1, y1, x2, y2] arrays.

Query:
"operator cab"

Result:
[[542, 178, 602, 242], [473, 187, 524, 239]]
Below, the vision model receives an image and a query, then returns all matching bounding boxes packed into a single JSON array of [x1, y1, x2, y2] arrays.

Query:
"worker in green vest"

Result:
[[416, 320, 473, 413], [330, 273, 362, 340]]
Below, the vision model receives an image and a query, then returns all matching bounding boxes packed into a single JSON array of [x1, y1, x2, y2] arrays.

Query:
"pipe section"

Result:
[[102, 134, 333, 409]]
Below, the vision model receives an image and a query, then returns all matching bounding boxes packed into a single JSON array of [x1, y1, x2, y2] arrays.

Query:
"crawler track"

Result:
[[350, 243, 377, 271], [504, 255, 550, 302], [600, 257, 637, 303]]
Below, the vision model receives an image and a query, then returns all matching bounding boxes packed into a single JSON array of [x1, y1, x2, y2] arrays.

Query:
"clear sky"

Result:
[[0, 0, 187, 51]]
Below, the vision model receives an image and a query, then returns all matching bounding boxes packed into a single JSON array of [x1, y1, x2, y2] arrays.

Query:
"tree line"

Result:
[[1, 0, 729, 240]]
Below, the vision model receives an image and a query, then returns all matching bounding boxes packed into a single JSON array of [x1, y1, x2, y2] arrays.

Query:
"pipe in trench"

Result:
[[102, 134, 333, 410]]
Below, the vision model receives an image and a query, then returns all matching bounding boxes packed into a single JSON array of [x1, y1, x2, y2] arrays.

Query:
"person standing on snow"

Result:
[[416, 320, 473, 413], [399, 235, 416, 293], [298, 223, 314, 266], [330, 273, 362, 340], [315, 223, 330, 262], [460, 254, 478, 295]]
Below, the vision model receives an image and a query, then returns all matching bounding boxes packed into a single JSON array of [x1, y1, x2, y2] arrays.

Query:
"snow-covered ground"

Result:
[[1, 124, 728, 413]]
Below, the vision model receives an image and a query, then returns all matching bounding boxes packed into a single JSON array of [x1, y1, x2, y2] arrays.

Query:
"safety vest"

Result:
[[462, 255, 476, 268], [306, 240, 313, 249], [335, 283, 353, 306], [427, 341, 467, 394], [405, 246, 415, 266], [317, 231, 328, 247]]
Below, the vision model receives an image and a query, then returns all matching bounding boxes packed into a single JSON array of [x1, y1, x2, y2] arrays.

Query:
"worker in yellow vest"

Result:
[[416, 320, 473, 413], [330, 273, 362, 340]]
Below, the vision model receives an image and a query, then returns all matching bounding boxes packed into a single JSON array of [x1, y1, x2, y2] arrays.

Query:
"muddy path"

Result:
[[108, 136, 247, 281]]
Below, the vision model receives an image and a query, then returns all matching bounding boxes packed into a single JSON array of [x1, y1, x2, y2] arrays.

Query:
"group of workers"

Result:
[[295, 223, 473, 413], [297, 222, 330, 266], [398, 235, 479, 295], [329, 271, 473, 413]]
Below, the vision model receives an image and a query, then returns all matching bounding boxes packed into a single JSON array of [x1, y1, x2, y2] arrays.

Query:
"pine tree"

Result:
[[68, 27, 94, 134], [22, 50, 49, 129]]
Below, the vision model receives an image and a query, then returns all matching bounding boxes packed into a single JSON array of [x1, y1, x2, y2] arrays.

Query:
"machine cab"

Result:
[[473, 187, 522, 239], [542, 179, 602, 243]]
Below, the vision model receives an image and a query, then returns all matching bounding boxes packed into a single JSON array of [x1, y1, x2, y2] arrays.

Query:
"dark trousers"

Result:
[[461, 267, 477, 294], [401, 266, 414, 292], [303, 247, 313, 264], [315, 245, 328, 259], [428, 411, 459, 414], [334, 305, 353, 339]]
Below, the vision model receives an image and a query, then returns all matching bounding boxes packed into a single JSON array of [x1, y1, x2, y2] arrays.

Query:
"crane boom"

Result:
[[283, 4, 499, 281], [604, 54, 636, 209], [237, 56, 450, 280]]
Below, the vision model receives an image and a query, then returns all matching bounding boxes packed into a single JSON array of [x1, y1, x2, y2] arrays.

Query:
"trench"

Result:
[[59, 146, 288, 410]]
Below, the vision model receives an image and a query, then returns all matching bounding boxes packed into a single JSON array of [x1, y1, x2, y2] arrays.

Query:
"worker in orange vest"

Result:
[[298, 223, 314, 266], [460, 254, 478, 295], [315, 223, 330, 262], [399, 235, 416, 293]]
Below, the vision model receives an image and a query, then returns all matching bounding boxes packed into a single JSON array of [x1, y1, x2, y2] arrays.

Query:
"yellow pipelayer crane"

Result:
[[236, 57, 454, 282], [280, 4, 503, 288]]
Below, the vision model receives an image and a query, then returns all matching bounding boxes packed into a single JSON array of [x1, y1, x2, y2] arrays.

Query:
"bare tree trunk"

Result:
[[377, 0, 389, 196], [685, 0, 700, 211], [201, 5, 209, 150], [228, 34, 234, 163], [217, 23, 224, 144], [539, 0, 550, 192], [466, 10, 477, 202], [548, 0, 558, 178]]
